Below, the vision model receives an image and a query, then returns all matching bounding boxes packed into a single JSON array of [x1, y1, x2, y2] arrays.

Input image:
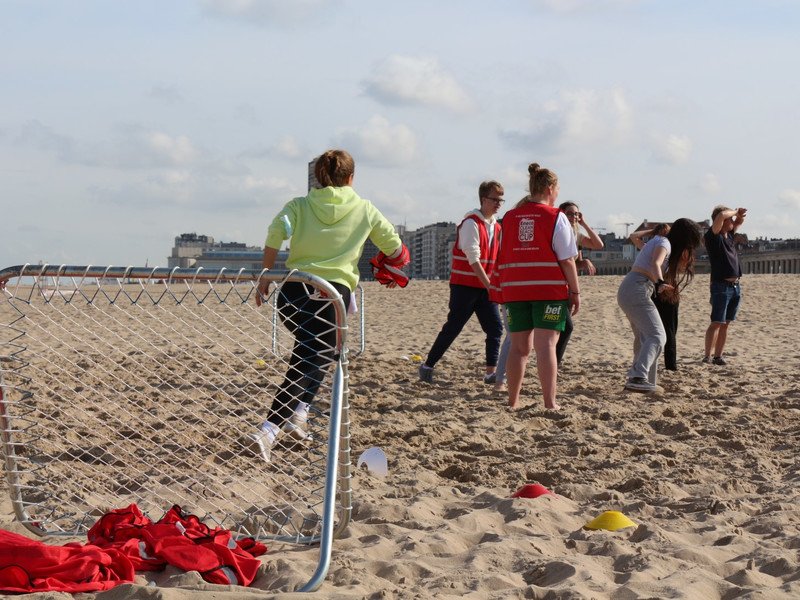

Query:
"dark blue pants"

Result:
[[425, 284, 503, 368]]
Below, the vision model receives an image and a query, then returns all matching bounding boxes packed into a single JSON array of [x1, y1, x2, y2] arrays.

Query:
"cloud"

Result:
[[532, 0, 641, 12], [199, 0, 339, 25], [148, 84, 184, 104], [332, 116, 418, 167], [233, 103, 260, 125], [272, 135, 303, 159], [14, 120, 78, 162], [778, 189, 800, 209], [362, 55, 474, 113], [90, 169, 297, 211], [238, 135, 306, 160], [699, 173, 721, 194], [498, 88, 633, 153], [603, 212, 640, 237], [650, 133, 692, 165]]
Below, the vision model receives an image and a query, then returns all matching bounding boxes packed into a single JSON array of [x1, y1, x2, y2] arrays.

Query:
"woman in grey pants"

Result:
[[617, 219, 701, 392]]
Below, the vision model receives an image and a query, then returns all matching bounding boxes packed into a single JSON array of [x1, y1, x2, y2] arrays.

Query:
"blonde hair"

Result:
[[314, 149, 355, 187]]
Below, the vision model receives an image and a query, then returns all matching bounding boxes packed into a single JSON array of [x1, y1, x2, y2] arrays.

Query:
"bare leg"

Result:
[[533, 328, 561, 410], [713, 322, 730, 357], [506, 330, 533, 410], [704, 323, 720, 358]]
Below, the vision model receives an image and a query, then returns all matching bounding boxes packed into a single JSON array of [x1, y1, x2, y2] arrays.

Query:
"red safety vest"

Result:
[[450, 214, 501, 288], [496, 202, 568, 302]]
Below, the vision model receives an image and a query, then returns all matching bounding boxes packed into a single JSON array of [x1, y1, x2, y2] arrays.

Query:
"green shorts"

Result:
[[506, 300, 568, 332]]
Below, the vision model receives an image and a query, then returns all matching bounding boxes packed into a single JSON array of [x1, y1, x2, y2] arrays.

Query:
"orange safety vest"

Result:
[[496, 202, 568, 302], [450, 214, 501, 288]]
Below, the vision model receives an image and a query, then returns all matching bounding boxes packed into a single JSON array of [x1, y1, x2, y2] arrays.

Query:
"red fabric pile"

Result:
[[0, 504, 267, 593], [370, 244, 411, 288]]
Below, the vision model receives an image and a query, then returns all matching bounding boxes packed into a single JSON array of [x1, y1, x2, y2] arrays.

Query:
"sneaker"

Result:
[[701, 356, 711, 364], [248, 422, 280, 463], [483, 372, 497, 384], [283, 421, 312, 442], [712, 356, 727, 366], [624, 377, 656, 392], [283, 402, 312, 441], [418, 365, 433, 383]]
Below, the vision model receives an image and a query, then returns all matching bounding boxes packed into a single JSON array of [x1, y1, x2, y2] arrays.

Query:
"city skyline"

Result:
[[2, 1, 799, 268]]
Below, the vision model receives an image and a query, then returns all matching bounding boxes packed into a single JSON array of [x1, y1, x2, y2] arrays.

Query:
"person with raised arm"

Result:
[[618, 219, 701, 392], [703, 206, 747, 365], [554, 201, 604, 366]]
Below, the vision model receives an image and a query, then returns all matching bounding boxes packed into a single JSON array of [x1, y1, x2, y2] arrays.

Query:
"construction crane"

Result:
[[621, 222, 634, 237]]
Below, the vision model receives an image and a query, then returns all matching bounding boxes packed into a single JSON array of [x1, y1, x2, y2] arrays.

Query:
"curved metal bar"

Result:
[[298, 358, 344, 593]]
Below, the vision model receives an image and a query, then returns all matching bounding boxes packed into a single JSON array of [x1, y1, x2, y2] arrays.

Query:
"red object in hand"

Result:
[[370, 244, 410, 288]]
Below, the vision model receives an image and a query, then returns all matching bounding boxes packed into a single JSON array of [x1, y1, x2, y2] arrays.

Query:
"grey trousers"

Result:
[[617, 272, 666, 386]]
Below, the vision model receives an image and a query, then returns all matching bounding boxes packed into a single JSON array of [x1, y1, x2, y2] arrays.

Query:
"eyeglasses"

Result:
[[564, 211, 579, 217], [483, 196, 504, 205]]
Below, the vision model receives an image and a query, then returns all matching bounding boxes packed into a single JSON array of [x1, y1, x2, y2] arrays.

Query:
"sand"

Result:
[[1, 274, 799, 599]]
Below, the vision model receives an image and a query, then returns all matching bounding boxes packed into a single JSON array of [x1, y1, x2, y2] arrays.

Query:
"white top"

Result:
[[553, 212, 578, 260], [458, 209, 497, 265], [632, 235, 671, 273]]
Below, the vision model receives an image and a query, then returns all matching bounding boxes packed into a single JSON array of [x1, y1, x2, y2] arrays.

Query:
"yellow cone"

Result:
[[584, 510, 636, 531]]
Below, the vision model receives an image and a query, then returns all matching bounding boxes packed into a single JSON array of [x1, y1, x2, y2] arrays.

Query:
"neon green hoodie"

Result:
[[265, 186, 402, 291]]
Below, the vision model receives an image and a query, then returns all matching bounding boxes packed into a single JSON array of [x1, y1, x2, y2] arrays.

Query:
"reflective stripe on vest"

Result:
[[496, 203, 568, 302], [450, 215, 500, 288]]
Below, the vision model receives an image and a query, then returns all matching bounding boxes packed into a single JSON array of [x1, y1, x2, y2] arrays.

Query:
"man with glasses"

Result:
[[419, 180, 505, 384]]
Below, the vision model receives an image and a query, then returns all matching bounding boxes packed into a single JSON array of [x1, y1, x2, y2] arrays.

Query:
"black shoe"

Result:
[[418, 365, 434, 383], [624, 377, 656, 392], [712, 356, 727, 366], [483, 372, 496, 384]]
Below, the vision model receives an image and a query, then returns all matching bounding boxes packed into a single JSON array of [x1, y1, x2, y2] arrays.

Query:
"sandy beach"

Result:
[[2, 274, 799, 599]]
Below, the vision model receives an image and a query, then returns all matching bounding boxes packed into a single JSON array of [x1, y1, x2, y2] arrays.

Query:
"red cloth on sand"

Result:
[[1, 504, 268, 593]]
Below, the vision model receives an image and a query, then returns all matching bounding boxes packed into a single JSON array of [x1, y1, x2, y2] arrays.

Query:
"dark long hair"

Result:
[[664, 218, 702, 294]]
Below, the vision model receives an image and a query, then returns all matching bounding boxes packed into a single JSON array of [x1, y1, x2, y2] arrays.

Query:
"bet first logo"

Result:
[[543, 303, 563, 322]]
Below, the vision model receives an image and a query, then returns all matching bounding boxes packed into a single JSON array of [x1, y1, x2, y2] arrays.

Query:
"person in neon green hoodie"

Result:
[[251, 149, 407, 462]]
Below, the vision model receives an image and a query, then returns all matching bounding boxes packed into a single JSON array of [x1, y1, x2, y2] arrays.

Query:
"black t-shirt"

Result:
[[704, 228, 741, 281]]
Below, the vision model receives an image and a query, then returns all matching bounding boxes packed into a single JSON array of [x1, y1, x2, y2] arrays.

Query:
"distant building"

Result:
[[407, 222, 457, 280], [308, 157, 320, 191], [167, 233, 288, 271], [168, 233, 215, 268]]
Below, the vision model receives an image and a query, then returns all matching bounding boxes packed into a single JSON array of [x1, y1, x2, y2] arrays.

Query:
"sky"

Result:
[[2, 0, 800, 268]]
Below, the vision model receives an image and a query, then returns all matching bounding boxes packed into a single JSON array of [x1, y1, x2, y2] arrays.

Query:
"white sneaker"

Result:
[[249, 422, 280, 463], [282, 402, 312, 441]]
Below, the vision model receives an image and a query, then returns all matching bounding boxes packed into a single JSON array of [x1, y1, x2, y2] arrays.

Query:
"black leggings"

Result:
[[654, 297, 679, 370], [266, 280, 351, 427], [555, 313, 574, 366]]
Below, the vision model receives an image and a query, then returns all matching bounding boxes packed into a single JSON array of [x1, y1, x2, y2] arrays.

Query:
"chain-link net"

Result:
[[0, 265, 353, 568]]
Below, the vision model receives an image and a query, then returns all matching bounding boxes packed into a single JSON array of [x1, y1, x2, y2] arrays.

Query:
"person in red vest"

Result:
[[419, 181, 505, 384], [496, 164, 579, 410]]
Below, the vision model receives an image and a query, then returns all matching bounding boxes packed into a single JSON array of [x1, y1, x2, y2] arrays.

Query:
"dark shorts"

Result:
[[505, 300, 568, 332], [709, 281, 741, 323]]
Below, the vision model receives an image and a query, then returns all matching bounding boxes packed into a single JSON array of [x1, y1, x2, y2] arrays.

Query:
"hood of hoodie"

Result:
[[307, 186, 362, 225], [463, 208, 496, 225]]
